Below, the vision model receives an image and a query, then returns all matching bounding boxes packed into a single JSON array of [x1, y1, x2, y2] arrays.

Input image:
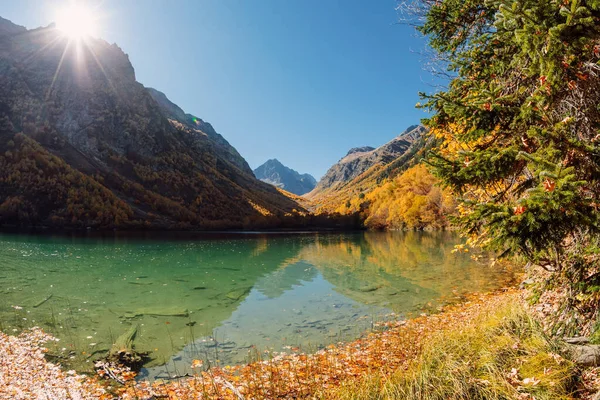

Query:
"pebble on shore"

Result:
[[0, 328, 105, 400]]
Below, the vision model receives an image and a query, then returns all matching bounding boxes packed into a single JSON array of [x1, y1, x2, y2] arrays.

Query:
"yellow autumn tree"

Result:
[[364, 164, 455, 230]]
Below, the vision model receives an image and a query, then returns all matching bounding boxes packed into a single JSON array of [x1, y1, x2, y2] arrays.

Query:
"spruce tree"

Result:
[[417, 0, 600, 280]]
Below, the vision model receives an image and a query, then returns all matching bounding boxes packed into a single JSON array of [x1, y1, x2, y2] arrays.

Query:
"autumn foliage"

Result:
[[0, 133, 133, 228], [0, 129, 358, 230], [362, 165, 455, 230], [320, 164, 454, 230]]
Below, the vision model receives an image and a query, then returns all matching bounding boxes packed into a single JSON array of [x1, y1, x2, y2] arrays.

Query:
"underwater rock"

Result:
[[225, 287, 251, 301], [123, 308, 190, 318], [357, 285, 380, 293]]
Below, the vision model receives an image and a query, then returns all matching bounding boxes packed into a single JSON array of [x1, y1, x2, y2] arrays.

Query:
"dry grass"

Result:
[[323, 295, 577, 400]]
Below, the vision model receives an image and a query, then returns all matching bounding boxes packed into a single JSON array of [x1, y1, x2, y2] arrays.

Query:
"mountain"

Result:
[[346, 146, 375, 156], [0, 17, 25, 37], [0, 17, 303, 229], [146, 87, 252, 175], [307, 125, 427, 200], [305, 125, 436, 219], [253, 159, 317, 196]]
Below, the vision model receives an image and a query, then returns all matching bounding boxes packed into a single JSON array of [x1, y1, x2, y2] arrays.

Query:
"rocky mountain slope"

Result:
[[146, 87, 252, 175], [307, 125, 427, 200], [0, 17, 303, 229], [0, 17, 25, 36], [253, 159, 316, 196]]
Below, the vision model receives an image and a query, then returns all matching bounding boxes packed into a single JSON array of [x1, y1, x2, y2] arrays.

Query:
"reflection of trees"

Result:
[[296, 231, 515, 312], [292, 233, 432, 312]]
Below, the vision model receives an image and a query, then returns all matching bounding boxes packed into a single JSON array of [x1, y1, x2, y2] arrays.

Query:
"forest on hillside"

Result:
[[0, 129, 365, 231], [329, 165, 455, 230]]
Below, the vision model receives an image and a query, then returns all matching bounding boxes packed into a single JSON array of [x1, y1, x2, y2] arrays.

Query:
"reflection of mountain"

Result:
[[0, 233, 305, 369], [253, 260, 318, 298], [295, 234, 433, 312]]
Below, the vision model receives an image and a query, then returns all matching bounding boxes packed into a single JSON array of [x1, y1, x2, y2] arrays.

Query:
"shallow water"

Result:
[[0, 231, 516, 378]]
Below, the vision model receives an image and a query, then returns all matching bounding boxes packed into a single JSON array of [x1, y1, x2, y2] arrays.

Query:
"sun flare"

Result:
[[55, 4, 98, 39]]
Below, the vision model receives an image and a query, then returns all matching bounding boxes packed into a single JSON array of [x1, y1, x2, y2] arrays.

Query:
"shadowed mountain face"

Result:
[[146, 87, 253, 175], [0, 17, 25, 36], [307, 125, 427, 198], [0, 18, 303, 229], [253, 159, 317, 196]]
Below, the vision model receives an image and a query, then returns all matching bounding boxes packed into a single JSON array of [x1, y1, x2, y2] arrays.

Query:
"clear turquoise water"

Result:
[[0, 231, 516, 379]]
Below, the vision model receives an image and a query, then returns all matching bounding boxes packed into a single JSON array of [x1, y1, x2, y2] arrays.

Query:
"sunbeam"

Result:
[[86, 41, 121, 100], [45, 39, 72, 100], [20, 34, 62, 65]]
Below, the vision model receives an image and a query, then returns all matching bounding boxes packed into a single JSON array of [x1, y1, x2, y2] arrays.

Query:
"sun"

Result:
[[55, 3, 98, 39]]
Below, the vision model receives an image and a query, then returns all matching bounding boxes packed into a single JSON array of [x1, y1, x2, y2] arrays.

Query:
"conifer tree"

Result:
[[416, 0, 600, 275]]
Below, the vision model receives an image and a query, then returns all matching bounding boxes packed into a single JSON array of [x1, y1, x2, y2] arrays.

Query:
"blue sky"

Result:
[[1, 0, 434, 179]]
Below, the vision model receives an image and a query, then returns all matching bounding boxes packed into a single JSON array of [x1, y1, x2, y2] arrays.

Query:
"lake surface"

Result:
[[0, 231, 516, 379]]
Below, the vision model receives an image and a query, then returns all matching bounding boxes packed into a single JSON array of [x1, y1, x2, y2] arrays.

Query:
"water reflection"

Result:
[[302, 231, 511, 310], [0, 231, 516, 377]]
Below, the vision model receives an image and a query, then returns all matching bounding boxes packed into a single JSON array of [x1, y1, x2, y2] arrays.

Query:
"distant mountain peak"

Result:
[[401, 124, 420, 134], [254, 160, 316, 196], [346, 146, 375, 157], [308, 125, 427, 197]]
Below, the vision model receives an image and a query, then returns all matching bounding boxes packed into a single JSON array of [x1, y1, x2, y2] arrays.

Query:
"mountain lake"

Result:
[[0, 231, 517, 380]]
